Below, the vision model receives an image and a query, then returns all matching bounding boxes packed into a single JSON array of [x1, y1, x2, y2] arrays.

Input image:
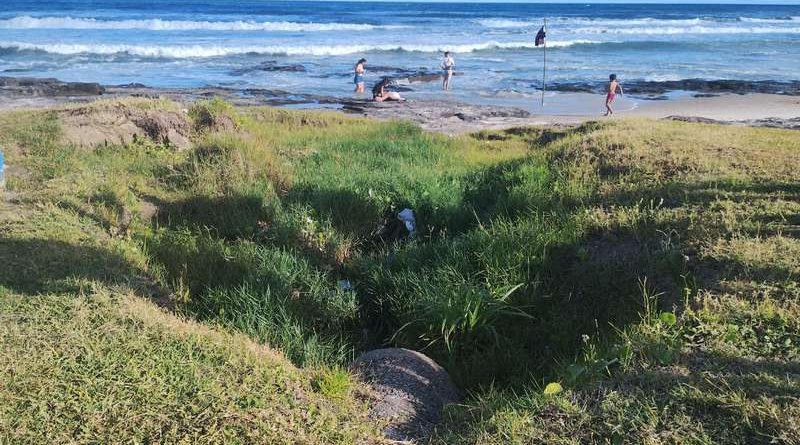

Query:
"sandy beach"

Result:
[[347, 92, 800, 133]]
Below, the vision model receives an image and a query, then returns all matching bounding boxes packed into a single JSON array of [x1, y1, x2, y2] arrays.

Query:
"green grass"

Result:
[[0, 289, 379, 444], [1, 99, 798, 443]]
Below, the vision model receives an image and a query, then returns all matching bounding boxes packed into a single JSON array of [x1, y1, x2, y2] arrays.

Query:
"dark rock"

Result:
[[358, 66, 447, 85], [405, 73, 444, 83], [666, 115, 729, 125], [667, 116, 800, 131], [0, 76, 104, 96], [230, 61, 307, 76], [750, 117, 800, 130], [391, 85, 415, 93], [547, 78, 800, 96], [454, 112, 479, 122], [546, 82, 598, 93], [117, 82, 148, 89], [365, 65, 414, 73], [488, 108, 530, 118], [353, 348, 461, 443]]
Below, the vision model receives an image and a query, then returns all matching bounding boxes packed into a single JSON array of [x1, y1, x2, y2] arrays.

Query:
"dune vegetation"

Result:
[[1, 98, 798, 444]]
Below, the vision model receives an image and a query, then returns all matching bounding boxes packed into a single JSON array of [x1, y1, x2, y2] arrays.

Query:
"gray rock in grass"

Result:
[[352, 348, 461, 443]]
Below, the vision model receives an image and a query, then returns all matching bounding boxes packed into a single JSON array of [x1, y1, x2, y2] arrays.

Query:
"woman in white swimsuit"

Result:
[[441, 51, 455, 91]]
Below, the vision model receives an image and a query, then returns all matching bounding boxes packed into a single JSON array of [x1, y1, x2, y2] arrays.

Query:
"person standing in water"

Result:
[[605, 74, 623, 116], [354, 58, 367, 93], [441, 51, 455, 91]]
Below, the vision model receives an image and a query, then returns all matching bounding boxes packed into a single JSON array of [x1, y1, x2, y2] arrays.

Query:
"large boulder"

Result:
[[352, 348, 461, 443]]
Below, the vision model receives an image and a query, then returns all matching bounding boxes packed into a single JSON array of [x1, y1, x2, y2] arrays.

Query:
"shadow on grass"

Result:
[[0, 237, 138, 295], [57, 190, 131, 235], [435, 338, 799, 443], [282, 155, 567, 246], [471, 121, 602, 146], [151, 194, 267, 240], [285, 185, 382, 241], [592, 349, 800, 443], [602, 180, 800, 209], [364, 168, 799, 387]]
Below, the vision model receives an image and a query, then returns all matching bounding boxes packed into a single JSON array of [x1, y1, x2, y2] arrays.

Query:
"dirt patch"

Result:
[[58, 103, 192, 149], [190, 107, 237, 133]]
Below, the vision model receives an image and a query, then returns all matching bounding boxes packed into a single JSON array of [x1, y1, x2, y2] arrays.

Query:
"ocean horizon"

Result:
[[2, 0, 799, 111]]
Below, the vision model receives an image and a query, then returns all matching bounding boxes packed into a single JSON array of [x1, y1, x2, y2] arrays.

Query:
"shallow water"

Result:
[[2, 1, 799, 113]]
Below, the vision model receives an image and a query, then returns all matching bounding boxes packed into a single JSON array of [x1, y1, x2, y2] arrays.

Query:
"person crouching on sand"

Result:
[[441, 51, 455, 91], [605, 74, 623, 116], [354, 58, 367, 93], [373, 78, 405, 102]]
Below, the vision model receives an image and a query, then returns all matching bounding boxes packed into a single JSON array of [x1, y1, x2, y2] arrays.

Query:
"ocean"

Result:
[[2, 1, 800, 111]]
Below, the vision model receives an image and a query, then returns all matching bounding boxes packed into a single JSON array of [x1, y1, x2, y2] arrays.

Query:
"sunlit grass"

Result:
[[1, 98, 798, 443]]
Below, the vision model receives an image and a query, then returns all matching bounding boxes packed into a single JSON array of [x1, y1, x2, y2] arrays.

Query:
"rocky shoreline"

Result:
[[2, 76, 799, 134], [666, 115, 800, 131], [0, 75, 539, 133]]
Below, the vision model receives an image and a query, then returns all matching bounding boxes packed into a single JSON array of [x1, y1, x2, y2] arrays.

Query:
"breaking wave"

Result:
[[574, 26, 800, 35], [738, 16, 800, 23], [475, 19, 535, 29], [0, 40, 605, 58], [0, 15, 406, 32], [477, 16, 800, 29]]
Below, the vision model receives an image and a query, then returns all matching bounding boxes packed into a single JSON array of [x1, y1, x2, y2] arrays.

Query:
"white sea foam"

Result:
[[573, 26, 800, 35], [474, 16, 800, 31], [0, 40, 604, 58], [479, 16, 800, 30], [739, 16, 800, 23], [643, 74, 686, 82], [475, 19, 534, 29], [562, 17, 710, 26], [477, 17, 714, 28], [0, 15, 406, 32]]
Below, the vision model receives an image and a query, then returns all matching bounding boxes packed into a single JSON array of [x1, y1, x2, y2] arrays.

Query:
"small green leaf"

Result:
[[659, 312, 677, 327], [543, 382, 563, 395], [724, 325, 740, 343], [657, 348, 674, 365], [566, 364, 587, 383]]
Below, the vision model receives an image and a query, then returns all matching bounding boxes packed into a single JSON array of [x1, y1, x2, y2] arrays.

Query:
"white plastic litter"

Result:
[[397, 208, 416, 236], [337, 280, 353, 291]]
